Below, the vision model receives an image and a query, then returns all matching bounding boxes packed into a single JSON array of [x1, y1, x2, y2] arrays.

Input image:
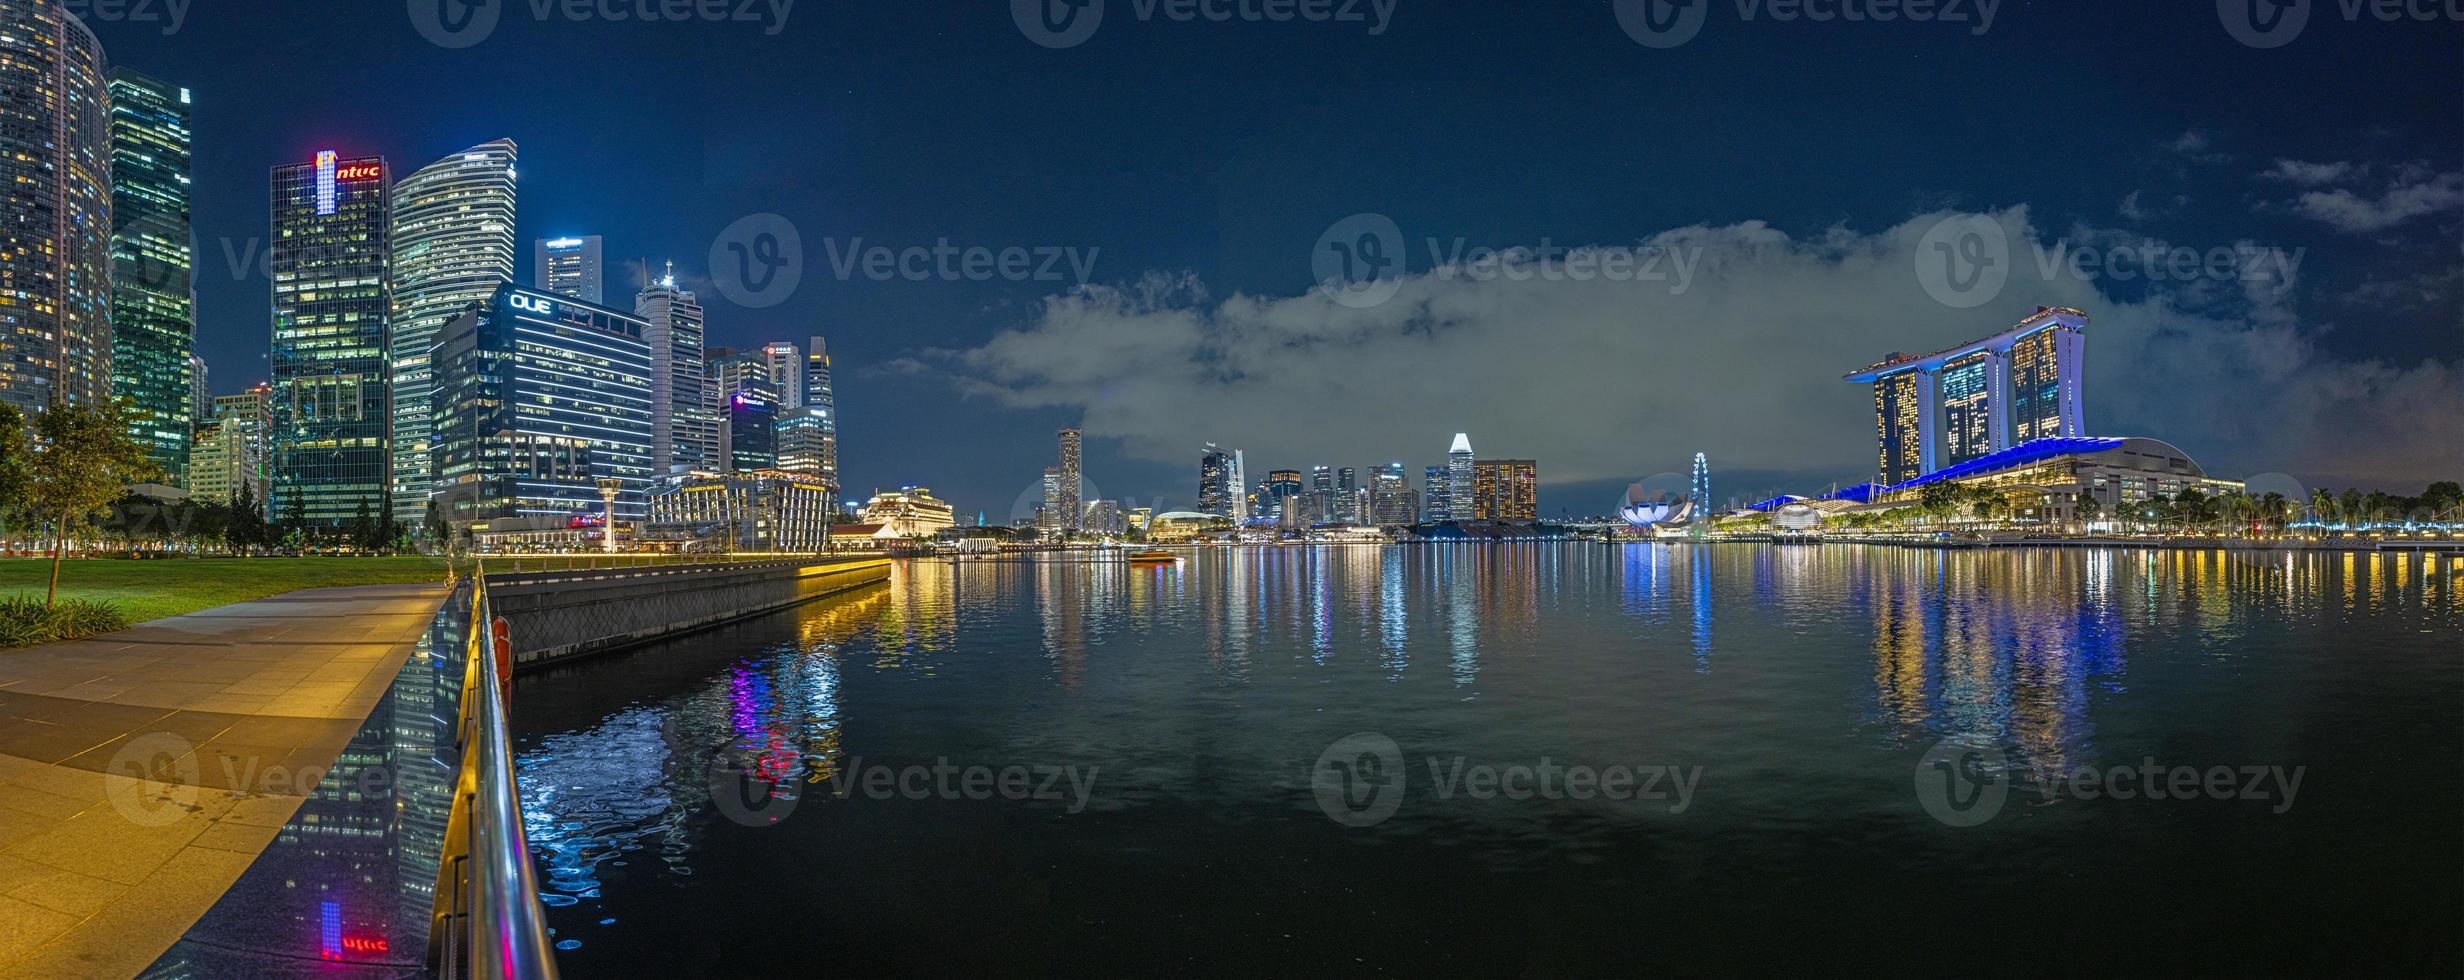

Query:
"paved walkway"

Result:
[[0, 582, 450, 979]]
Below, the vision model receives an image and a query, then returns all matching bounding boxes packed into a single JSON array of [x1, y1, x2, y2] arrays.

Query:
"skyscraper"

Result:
[[1039, 466, 1065, 531], [1472, 459, 1538, 522], [389, 138, 518, 524], [775, 409, 834, 479], [1267, 469, 1304, 507], [1199, 444, 1235, 516], [1846, 307, 2089, 485], [188, 385, 272, 509], [107, 68, 196, 475], [763, 341, 804, 409], [1369, 463, 1413, 525], [428, 285, 653, 524], [270, 150, 393, 526], [1447, 433, 1475, 521], [802, 336, 838, 483], [0, 5, 112, 413], [1335, 466, 1359, 522], [187, 355, 208, 430], [1423, 465, 1452, 522], [722, 387, 779, 473], [1230, 450, 1248, 522], [637, 263, 716, 474], [1056, 427, 1083, 531], [534, 235, 603, 304]]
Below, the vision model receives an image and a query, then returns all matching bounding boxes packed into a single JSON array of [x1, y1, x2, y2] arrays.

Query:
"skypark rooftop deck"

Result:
[[1843, 306, 2089, 381]]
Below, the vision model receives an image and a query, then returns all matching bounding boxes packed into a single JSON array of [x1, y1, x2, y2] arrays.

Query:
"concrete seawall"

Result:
[[486, 557, 892, 667]]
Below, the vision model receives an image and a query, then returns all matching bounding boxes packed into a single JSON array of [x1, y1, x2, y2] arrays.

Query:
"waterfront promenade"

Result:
[[0, 582, 448, 978]]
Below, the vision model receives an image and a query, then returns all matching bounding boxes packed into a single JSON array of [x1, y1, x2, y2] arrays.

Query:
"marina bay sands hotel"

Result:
[[1845, 307, 2088, 486]]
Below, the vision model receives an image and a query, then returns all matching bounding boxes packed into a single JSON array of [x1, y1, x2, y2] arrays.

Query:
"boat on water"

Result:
[[1127, 549, 1178, 564]]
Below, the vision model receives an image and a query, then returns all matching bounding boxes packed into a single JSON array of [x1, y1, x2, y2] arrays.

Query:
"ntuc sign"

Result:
[[335, 162, 382, 181]]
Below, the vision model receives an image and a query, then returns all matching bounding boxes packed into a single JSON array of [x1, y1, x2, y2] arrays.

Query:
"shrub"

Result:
[[0, 594, 132, 650]]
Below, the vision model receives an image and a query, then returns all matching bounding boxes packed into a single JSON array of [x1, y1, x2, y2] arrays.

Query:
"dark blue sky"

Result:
[[91, 0, 2461, 514]]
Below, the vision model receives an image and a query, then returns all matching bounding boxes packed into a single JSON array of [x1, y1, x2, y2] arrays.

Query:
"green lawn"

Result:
[[0, 556, 459, 624]]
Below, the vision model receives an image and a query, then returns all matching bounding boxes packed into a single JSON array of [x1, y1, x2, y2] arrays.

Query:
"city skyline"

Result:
[[47, 1, 2464, 519]]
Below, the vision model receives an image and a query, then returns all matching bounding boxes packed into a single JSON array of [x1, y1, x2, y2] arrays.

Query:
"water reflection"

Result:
[[508, 544, 2461, 975]]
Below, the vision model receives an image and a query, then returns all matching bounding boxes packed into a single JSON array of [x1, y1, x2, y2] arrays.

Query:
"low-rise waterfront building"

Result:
[[642, 468, 835, 553], [858, 486, 956, 537]]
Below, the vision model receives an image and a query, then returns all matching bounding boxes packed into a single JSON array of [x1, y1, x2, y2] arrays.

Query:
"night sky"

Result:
[[90, 0, 2461, 517]]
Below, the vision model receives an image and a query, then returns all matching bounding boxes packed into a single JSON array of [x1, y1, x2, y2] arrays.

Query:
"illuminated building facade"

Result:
[[1369, 463, 1415, 525], [1422, 465, 1452, 522], [0, 4, 111, 413], [1691, 452, 1711, 519], [388, 138, 518, 524], [1847, 307, 2088, 486], [723, 387, 779, 473], [1472, 459, 1538, 522], [635, 264, 716, 475], [187, 386, 273, 509], [645, 469, 835, 552], [776, 408, 835, 481], [1864, 436, 2243, 526], [270, 150, 393, 526], [1055, 427, 1082, 531], [801, 336, 837, 482], [858, 486, 956, 536], [108, 68, 196, 474], [1447, 433, 1475, 521], [1198, 444, 1235, 516], [427, 285, 654, 526], [533, 235, 602, 304]]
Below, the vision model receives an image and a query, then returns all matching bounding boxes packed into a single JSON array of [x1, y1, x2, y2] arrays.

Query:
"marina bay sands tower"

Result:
[[1845, 307, 2088, 486]]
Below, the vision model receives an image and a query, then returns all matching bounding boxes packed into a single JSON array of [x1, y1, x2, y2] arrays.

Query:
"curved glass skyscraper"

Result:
[[390, 139, 518, 524], [0, 2, 113, 413]]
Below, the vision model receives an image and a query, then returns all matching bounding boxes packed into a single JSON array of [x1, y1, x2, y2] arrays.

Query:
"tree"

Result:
[[2258, 492, 2291, 533], [2073, 490, 2101, 531], [0, 403, 29, 543], [425, 499, 451, 551], [26, 400, 161, 604], [2424, 481, 2462, 521], [1918, 481, 1962, 525]]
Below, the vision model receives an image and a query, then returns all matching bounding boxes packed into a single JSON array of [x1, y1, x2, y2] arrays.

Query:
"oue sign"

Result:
[[508, 293, 557, 315]]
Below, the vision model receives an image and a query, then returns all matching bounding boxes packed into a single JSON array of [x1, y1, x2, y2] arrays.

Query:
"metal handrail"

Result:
[[431, 564, 562, 979]]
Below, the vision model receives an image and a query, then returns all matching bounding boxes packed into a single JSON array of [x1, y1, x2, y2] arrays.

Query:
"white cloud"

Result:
[[2290, 169, 2464, 233], [945, 210, 2463, 491], [2118, 190, 2147, 221], [2260, 159, 2365, 185]]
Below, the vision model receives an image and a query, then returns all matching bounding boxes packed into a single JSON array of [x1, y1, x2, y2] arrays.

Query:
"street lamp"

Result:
[[595, 478, 624, 554]]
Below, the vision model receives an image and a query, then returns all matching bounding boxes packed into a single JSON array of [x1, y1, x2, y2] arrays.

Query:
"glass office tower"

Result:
[[270, 150, 393, 527], [389, 138, 518, 525], [108, 68, 197, 474]]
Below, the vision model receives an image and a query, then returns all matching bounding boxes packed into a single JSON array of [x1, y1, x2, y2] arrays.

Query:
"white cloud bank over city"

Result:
[[934, 208, 2462, 491]]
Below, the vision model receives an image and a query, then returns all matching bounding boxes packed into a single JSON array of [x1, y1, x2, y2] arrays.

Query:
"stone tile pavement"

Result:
[[0, 582, 450, 979]]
